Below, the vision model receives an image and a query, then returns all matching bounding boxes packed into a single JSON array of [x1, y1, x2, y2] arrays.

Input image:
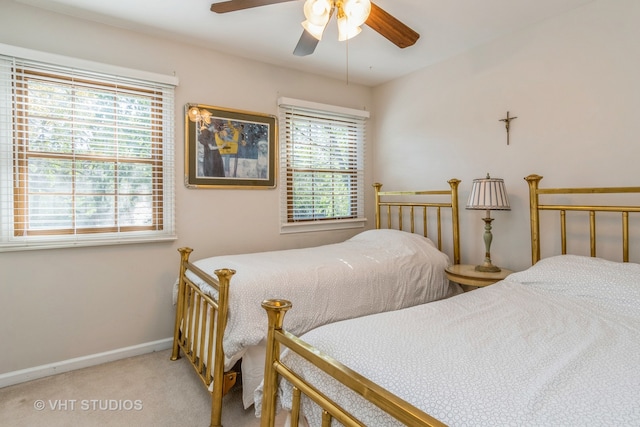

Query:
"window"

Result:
[[0, 46, 177, 251], [278, 97, 368, 233]]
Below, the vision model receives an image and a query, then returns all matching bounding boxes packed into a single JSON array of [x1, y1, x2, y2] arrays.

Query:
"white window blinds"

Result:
[[278, 97, 368, 233], [0, 46, 177, 251]]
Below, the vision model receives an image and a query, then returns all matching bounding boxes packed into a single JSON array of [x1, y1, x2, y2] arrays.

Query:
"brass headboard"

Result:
[[373, 179, 461, 265], [525, 174, 640, 265]]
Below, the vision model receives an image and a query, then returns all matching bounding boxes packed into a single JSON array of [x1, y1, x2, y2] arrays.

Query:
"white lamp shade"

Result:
[[341, 0, 371, 27], [303, 0, 332, 25], [337, 18, 362, 41], [466, 175, 511, 210]]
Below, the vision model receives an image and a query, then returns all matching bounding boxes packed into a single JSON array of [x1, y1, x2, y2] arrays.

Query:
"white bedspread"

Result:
[[178, 229, 454, 366], [256, 255, 640, 426]]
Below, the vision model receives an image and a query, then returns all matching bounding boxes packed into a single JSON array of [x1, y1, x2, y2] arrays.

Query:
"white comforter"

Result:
[[179, 229, 454, 366], [257, 255, 640, 426]]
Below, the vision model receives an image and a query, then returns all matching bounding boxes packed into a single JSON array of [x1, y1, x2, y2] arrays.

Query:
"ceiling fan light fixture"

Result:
[[337, 18, 362, 41], [302, 0, 332, 40], [341, 0, 371, 27], [336, 0, 370, 41], [303, 0, 332, 25]]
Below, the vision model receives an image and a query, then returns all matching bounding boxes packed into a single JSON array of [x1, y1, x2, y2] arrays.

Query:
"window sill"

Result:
[[0, 234, 177, 252], [280, 218, 367, 234]]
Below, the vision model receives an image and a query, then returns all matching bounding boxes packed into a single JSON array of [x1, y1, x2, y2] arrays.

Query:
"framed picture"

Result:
[[185, 103, 277, 188]]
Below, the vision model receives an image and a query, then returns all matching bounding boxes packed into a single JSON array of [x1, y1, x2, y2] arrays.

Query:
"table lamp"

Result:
[[466, 174, 510, 272]]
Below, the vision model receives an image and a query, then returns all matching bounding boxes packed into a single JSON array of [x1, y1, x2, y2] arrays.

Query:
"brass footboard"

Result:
[[260, 299, 446, 427], [171, 247, 237, 427]]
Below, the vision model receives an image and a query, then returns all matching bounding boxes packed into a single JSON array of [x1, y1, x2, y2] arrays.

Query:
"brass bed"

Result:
[[170, 179, 461, 427], [258, 173, 640, 427]]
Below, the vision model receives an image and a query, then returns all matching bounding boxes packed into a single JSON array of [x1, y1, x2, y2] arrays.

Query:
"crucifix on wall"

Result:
[[499, 111, 517, 145]]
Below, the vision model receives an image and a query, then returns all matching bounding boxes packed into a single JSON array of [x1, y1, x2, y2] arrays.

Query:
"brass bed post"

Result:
[[210, 268, 235, 427], [171, 247, 193, 361], [373, 183, 382, 229], [448, 178, 461, 265], [525, 175, 543, 265], [260, 299, 292, 427]]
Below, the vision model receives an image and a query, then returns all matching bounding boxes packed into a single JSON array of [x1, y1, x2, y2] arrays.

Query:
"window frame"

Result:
[[0, 44, 178, 251], [278, 97, 369, 234]]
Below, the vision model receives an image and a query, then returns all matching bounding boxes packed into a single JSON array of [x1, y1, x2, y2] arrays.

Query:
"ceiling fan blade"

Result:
[[293, 30, 320, 56], [211, 0, 296, 14], [365, 2, 420, 49]]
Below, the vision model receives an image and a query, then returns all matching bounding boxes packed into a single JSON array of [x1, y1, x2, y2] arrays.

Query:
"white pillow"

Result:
[[507, 255, 640, 310]]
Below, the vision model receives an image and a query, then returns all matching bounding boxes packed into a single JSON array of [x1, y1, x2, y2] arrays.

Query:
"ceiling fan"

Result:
[[210, 0, 420, 56]]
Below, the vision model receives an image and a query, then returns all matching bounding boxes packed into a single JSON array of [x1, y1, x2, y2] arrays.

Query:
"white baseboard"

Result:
[[0, 337, 173, 389]]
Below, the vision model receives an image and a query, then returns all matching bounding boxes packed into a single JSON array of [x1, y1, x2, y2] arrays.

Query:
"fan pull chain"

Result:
[[345, 35, 350, 85]]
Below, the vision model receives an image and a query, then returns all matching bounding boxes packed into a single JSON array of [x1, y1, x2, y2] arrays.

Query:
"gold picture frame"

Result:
[[185, 103, 277, 188]]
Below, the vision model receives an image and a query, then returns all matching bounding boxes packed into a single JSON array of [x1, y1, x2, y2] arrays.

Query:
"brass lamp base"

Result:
[[475, 262, 501, 273]]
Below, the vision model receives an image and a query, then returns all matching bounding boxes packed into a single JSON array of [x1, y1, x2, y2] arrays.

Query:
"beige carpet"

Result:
[[0, 349, 287, 427]]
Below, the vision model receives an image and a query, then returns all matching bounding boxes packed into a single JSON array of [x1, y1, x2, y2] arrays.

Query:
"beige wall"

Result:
[[0, 0, 373, 375], [373, 0, 640, 272]]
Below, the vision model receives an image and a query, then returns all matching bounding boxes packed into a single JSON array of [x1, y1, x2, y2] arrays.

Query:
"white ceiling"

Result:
[[17, 0, 596, 86]]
